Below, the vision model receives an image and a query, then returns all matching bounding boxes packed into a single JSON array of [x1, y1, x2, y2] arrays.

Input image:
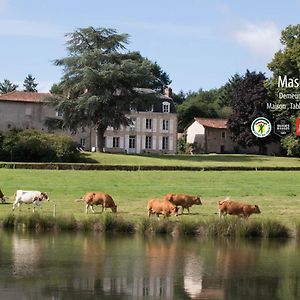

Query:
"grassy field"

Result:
[[0, 168, 300, 227], [79, 152, 300, 168]]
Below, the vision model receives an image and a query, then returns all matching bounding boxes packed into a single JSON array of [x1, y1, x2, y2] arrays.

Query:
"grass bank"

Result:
[[0, 213, 293, 238]]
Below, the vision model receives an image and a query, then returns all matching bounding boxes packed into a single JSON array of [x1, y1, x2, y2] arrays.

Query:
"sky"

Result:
[[0, 0, 299, 93]]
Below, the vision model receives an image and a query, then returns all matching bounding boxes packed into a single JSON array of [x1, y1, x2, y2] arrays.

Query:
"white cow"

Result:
[[13, 190, 49, 212]]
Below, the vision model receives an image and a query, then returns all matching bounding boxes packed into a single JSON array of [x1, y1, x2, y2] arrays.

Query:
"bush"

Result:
[[0, 129, 79, 162], [281, 135, 300, 157]]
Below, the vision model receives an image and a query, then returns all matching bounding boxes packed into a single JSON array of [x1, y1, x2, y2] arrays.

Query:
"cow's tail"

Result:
[[75, 197, 84, 202]]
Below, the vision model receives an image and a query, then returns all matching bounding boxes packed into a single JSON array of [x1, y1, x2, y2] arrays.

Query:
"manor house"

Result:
[[0, 88, 177, 154]]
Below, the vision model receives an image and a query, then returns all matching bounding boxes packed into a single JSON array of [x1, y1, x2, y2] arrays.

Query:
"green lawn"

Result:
[[1, 169, 300, 226], [79, 152, 300, 168]]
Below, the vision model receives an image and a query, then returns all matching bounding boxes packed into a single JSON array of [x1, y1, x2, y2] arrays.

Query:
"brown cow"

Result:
[[164, 193, 202, 214], [83, 192, 117, 213], [147, 199, 178, 219], [0, 189, 6, 203], [218, 199, 261, 219]]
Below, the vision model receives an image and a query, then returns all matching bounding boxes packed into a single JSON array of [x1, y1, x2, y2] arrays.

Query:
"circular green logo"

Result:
[[251, 117, 272, 138]]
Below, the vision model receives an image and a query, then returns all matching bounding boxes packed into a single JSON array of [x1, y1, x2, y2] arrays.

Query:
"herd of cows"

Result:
[[0, 188, 262, 219]]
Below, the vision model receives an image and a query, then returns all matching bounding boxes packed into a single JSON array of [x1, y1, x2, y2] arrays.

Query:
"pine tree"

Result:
[[0, 79, 18, 94], [23, 74, 38, 92]]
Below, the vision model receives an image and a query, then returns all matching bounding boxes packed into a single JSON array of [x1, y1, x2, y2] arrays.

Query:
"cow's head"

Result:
[[111, 205, 117, 213], [253, 205, 261, 214], [41, 192, 49, 201], [194, 196, 202, 205]]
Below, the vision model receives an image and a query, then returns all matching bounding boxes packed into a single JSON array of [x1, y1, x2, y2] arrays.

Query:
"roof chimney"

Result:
[[163, 86, 172, 98]]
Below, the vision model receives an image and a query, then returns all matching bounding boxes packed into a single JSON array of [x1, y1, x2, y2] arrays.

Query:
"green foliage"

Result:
[[227, 70, 274, 151], [23, 74, 38, 92], [281, 135, 300, 157], [177, 134, 188, 153], [177, 88, 230, 132], [50, 26, 171, 152], [0, 129, 79, 162], [0, 79, 18, 94], [267, 24, 300, 119]]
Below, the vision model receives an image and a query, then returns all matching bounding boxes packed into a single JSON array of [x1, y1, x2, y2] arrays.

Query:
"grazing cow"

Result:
[[83, 192, 117, 213], [164, 193, 202, 214], [0, 189, 7, 203], [218, 199, 261, 219], [147, 199, 178, 219], [13, 190, 49, 212]]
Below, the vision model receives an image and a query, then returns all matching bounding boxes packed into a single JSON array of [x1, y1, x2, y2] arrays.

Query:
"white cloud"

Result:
[[0, 19, 64, 38], [233, 21, 281, 59]]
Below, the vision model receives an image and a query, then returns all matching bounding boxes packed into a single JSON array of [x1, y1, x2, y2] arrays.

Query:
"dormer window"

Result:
[[162, 102, 170, 113]]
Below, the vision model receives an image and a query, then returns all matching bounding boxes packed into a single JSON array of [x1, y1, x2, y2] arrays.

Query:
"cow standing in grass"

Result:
[[147, 199, 178, 219], [83, 192, 117, 213], [13, 190, 49, 212], [218, 199, 261, 219], [164, 193, 202, 214]]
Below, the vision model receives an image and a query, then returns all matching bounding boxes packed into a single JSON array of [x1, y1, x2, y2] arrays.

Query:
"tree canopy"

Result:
[[49, 26, 171, 151], [0, 79, 18, 94], [23, 74, 38, 92], [227, 70, 274, 152]]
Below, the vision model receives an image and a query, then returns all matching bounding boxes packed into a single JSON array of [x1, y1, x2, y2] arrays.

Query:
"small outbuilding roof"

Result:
[[194, 117, 228, 129]]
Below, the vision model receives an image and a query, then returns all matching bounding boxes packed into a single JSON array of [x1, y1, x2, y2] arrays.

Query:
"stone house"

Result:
[[0, 88, 177, 154], [186, 117, 280, 154]]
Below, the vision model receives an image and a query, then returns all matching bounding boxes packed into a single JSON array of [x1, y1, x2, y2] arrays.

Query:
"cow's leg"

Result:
[[147, 209, 151, 218], [91, 205, 95, 213], [101, 205, 104, 213], [86, 204, 89, 214], [187, 207, 190, 214], [181, 206, 184, 214]]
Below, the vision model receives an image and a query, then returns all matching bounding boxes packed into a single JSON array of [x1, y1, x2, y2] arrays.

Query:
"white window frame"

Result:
[[113, 137, 120, 148], [145, 136, 152, 149], [162, 120, 169, 131], [146, 118, 152, 130], [129, 135, 136, 149], [162, 136, 169, 150], [80, 138, 86, 147], [55, 111, 63, 117], [162, 101, 170, 113]]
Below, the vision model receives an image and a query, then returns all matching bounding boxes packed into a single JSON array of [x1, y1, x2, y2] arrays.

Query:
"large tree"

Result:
[[49, 27, 169, 152], [23, 74, 38, 92], [227, 70, 274, 153], [0, 79, 18, 94]]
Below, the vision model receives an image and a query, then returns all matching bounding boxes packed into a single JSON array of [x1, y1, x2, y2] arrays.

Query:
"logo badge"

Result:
[[251, 117, 272, 138], [274, 118, 291, 137]]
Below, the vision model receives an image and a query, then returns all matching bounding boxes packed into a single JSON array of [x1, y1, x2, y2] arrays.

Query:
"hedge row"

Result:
[[1, 163, 300, 171]]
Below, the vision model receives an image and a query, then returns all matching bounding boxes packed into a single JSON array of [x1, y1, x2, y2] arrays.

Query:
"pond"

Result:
[[0, 231, 299, 300]]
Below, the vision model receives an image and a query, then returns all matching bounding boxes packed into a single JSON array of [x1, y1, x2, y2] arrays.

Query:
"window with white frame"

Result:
[[162, 136, 169, 150], [55, 111, 63, 117], [129, 135, 136, 149], [162, 120, 169, 131], [146, 118, 152, 130], [145, 136, 152, 149], [113, 137, 120, 148], [162, 102, 170, 113]]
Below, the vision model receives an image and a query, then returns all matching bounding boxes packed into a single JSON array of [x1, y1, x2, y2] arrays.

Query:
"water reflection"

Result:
[[0, 231, 299, 300]]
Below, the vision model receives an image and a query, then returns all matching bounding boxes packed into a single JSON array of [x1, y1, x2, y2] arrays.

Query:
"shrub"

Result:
[[0, 129, 79, 162]]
